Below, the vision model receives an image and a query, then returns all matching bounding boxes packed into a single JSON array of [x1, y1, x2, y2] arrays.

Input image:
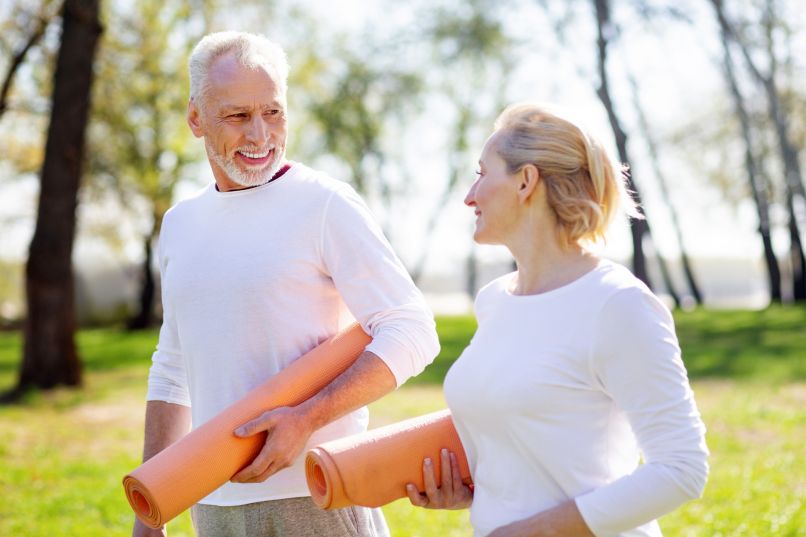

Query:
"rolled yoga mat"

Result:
[[123, 324, 371, 529], [305, 409, 472, 509]]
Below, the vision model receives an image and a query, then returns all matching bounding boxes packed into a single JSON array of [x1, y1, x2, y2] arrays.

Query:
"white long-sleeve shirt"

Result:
[[444, 260, 708, 537], [146, 162, 439, 505]]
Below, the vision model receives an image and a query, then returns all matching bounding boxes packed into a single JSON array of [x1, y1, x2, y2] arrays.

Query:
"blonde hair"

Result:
[[189, 32, 289, 110], [493, 102, 639, 247]]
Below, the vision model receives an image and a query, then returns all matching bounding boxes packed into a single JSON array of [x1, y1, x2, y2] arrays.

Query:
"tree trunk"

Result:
[[15, 0, 102, 394], [625, 71, 703, 305], [786, 193, 806, 300], [711, 0, 806, 301], [718, 18, 782, 302], [593, 0, 654, 289], [127, 233, 156, 330]]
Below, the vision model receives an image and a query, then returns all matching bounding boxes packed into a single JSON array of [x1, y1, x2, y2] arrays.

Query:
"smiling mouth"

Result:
[[236, 147, 274, 166]]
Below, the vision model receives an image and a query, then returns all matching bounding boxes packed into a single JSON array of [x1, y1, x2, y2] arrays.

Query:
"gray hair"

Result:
[[188, 31, 289, 109]]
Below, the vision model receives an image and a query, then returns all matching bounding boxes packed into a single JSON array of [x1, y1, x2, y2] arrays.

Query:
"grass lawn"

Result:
[[0, 308, 804, 536]]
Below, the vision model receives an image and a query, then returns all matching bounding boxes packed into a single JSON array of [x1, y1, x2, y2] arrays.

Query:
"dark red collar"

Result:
[[270, 162, 292, 182], [215, 162, 292, 192]]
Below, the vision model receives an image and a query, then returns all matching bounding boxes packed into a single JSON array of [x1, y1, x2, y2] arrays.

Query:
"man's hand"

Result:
[[230, 406, 314, 483], [230, 351, 396, 484], [132, 518, 166, 537]]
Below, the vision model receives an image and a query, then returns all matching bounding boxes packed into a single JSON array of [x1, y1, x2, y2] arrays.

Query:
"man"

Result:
[[133, 31, 440, 537]]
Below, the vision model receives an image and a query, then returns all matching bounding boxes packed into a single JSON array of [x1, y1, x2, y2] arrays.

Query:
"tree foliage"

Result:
[[87, 0, 213, 327]]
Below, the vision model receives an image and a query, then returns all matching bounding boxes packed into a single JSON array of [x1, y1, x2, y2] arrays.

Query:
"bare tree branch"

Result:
[[0, 1, 60, 118]]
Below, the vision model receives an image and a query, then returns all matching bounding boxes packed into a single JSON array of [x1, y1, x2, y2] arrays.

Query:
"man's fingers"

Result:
[[231, 442, 275, 482], [234, 410, 274, 437], [239, 461, 277, 483]]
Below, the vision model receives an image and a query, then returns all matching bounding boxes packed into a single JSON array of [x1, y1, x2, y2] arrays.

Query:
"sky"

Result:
[[1, 0, 803, 309]]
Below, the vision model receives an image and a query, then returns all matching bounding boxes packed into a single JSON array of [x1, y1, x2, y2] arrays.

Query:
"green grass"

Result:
[[0, 308, 804, 536], [674, 306, 806, 382]]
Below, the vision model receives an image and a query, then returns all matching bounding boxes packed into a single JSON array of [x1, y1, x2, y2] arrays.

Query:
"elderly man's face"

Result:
[[188, 54, 288, 191]]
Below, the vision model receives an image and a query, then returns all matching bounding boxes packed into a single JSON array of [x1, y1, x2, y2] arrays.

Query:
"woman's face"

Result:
[[464, 132, 522, 244]]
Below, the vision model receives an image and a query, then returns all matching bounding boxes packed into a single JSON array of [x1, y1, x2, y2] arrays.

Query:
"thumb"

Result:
[[234, 411, 274, 437]]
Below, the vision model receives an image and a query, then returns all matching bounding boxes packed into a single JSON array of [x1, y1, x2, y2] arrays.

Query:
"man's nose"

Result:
[[245, 115, 268, 145]]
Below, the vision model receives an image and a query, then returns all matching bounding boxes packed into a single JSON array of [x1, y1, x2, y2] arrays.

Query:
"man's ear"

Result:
[[187, 99, 205, 138], [517, 164, 540, 203]]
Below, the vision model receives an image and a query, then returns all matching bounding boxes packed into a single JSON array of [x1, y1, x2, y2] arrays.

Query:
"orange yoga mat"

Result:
[[305, 409, 472, 509], [123, 324, 371, 529]]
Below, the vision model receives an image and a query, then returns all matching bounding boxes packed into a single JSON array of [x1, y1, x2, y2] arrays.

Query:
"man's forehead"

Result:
[[207, 54, 283, 92], [205, 57, 285, 111]]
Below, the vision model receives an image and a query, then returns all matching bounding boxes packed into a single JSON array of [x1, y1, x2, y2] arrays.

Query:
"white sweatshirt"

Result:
[[146, 162, 440, 505], [444, 260, 708, 537]]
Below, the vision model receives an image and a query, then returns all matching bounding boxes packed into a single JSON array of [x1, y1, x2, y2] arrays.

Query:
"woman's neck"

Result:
[[506, 224, 598, 296]]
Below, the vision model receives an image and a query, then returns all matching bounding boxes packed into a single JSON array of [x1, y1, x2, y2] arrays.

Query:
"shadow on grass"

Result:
[[0, 327, 160, 376], [676, 306, 806, 382], [0, 306, 803, 399]]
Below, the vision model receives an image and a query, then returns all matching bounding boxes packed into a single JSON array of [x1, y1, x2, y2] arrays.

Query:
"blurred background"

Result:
[[0, 0, 804, 535], [2, 0, 805, 330]]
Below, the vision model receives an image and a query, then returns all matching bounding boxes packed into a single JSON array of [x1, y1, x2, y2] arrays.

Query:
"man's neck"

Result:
[[214, 161, 292, 192]]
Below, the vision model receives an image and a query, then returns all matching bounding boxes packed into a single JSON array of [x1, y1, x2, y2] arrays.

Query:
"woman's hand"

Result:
[[406, 448, 473, 510]]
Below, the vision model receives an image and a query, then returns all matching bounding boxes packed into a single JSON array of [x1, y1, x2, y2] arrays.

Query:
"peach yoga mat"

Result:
[[123, 324, 371, 529], [305, 409, 472, 509]]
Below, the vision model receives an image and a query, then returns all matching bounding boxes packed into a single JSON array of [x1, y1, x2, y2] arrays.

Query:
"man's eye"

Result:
[[229, 113, 247, 119]]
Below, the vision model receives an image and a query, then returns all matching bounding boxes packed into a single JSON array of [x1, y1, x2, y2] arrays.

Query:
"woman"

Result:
[[406, 103, 709, 536]]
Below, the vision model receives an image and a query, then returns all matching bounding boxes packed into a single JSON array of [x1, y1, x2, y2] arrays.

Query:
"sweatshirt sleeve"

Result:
[[145, 226, 191, 407], [320, 184, 440, 386], [575, 287, 709, 536]]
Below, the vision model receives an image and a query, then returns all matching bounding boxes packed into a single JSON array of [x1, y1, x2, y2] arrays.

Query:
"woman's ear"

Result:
[[517, 164, 540, 203]]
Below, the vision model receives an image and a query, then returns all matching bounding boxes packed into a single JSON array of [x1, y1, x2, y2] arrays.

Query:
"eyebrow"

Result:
[[219, 102, 283, 113]]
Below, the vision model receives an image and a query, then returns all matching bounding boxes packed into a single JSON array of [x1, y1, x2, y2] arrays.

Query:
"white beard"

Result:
[[206, 139, 283, 188]]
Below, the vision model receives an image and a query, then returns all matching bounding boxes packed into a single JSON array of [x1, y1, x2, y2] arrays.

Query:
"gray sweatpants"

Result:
[[191, 497, 390, 537]]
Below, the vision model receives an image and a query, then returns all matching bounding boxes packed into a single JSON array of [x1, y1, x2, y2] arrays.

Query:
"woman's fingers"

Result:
[[440, 449, 452, 492], [450, 452, 464, 492], [410, 452, 471, 510], [423, 457, 439, 497], [406, 483, 429, 507]]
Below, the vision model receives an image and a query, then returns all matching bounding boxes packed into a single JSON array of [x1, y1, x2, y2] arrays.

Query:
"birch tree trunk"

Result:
[[711, 0, 806, 301], [717, 15, 782, 302]]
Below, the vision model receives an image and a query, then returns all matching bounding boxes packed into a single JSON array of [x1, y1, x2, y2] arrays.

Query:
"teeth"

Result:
[[239, 147, 272, 159]]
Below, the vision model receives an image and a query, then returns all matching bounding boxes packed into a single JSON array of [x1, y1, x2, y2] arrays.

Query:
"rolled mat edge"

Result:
[[305, 447, 347, 510], [123, 324, 371, 529], [304, 409, 472, 510]]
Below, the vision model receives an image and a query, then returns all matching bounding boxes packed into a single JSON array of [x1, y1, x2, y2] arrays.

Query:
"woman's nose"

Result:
[[464, 181, 477, 207]]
